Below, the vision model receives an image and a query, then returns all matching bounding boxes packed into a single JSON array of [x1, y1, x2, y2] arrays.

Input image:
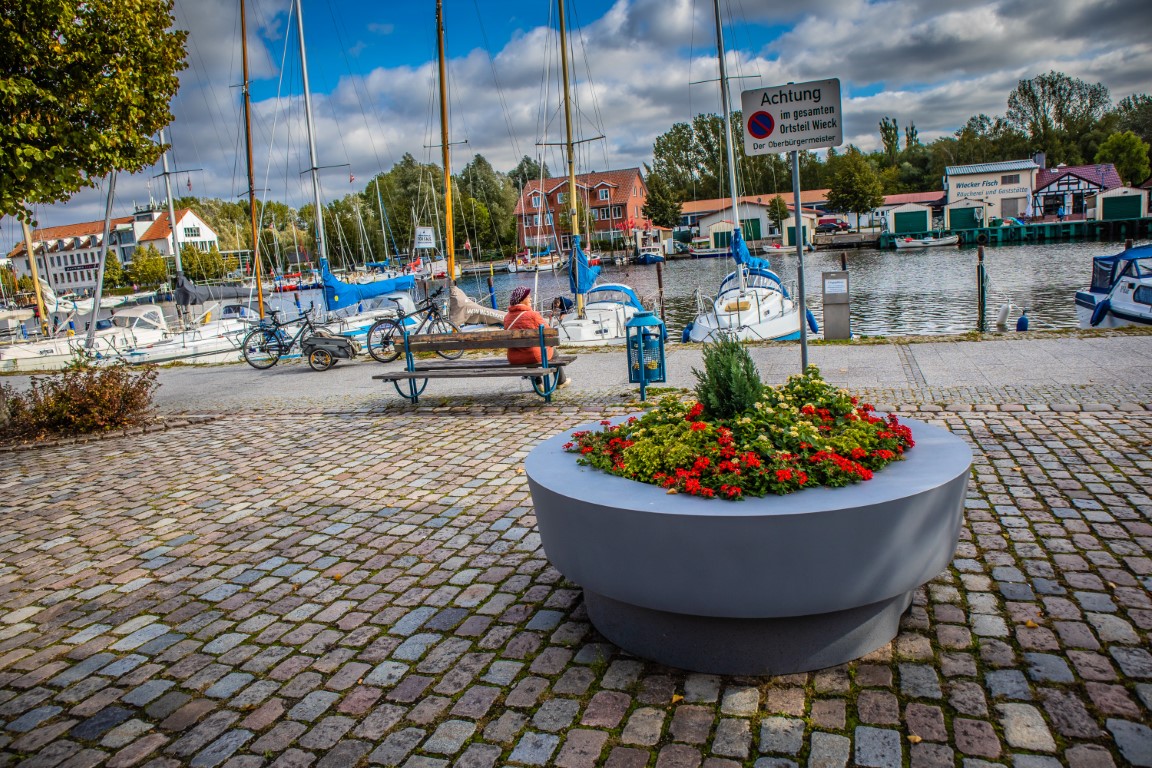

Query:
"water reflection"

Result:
[[456, 239, 1144, 338]]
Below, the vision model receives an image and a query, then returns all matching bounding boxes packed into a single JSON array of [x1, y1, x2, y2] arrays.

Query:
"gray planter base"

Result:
[[527, 416, 971, 676], [585, 589, 913, 676]]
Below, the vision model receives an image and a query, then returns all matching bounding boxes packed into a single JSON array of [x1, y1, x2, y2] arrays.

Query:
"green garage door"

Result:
[[894, 211, 929, 234], [713, 230, 732, 248], [740, 218, 762, 240], [1102, 196, 1142, 221], [949, 208, 981, 229], [787, 225, 809, 244]]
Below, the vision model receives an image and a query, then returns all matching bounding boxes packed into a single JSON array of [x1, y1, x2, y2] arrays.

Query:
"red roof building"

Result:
[[1033, 163, 1123, 217], [6, 203, 218, 293], [514, 168, 648, 250]]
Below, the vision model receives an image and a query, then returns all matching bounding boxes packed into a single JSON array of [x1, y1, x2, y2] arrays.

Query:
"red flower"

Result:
[[742, 452, 761, 468], [775, 468, 793, 482], [850, 447, 867, 459], [692, 456, 711, 472], [580, 446, 594, 454], [801, 404, 816, 415], [563, 442, 574, 450], [686, 402, 704, 421], [690, 421, 708, 432]]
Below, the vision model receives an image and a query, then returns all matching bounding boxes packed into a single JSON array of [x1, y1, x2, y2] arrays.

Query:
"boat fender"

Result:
[[1015, 310, 1029, 332], [976, 233, 988, 245], [1090, 299, 1110, 327], [681, 322, 694, 343], [996, 303, 1010, 327], [806, 309, 820, 334]]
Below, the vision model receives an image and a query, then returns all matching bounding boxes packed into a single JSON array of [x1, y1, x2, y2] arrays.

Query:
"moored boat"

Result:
[[1074, 244, 1152, 329], [893, 234, 960, 249]]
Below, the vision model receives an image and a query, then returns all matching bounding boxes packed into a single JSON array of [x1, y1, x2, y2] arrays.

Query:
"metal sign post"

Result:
[[741, 78, 843, 371]]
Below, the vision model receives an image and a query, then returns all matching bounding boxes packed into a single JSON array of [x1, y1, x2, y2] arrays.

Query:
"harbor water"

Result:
[[456, 240, 1140, 339]]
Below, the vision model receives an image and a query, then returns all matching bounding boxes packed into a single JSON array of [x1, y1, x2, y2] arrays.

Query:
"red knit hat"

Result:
[[509, 286, 531, 306]]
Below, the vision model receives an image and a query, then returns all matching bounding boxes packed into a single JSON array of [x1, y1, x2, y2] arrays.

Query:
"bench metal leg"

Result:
[[391, 378, 429, 404], [529, 370, 562, 403]]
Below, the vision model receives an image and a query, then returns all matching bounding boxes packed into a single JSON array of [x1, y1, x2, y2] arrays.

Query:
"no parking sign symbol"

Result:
[[747, 111, 775, 140]]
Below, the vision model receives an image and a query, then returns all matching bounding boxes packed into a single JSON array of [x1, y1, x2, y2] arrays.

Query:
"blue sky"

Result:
[[6, 0, 1150, 241]]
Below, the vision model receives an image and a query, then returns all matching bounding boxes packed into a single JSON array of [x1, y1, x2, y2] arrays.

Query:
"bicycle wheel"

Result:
[[429, 318, 464, 359], [242, 328, 283, 369], [366, 319, 403, 363]]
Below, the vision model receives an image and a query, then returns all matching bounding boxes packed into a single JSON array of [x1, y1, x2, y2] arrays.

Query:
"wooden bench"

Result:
[[373, 327, 576, 404]]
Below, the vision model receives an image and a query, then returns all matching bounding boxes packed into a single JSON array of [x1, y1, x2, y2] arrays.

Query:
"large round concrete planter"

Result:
[[526, 417, 971, 675]]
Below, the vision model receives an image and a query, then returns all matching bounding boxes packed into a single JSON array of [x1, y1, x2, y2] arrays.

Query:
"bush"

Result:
[[566, 366, 915, 500], [1, 363, 159, 441], [692, 333, 763, 420]]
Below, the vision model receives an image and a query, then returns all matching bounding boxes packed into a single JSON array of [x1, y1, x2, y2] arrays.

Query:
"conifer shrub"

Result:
[[0, 362, 159, 442], [692, 333, 763, 420]]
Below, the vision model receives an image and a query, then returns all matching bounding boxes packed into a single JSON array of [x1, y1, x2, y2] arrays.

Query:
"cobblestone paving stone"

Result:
[[0, 357, 1150, 767]]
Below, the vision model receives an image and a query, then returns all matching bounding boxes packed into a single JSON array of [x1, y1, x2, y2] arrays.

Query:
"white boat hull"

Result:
[[688, 285, 803, 343], [556, 301, 640, 345], [893, 234, 960, 249]]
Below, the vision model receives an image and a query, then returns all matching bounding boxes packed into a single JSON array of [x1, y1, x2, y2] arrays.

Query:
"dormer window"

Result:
[[531, 194, 541, 209], [598, 189, 610, 201]]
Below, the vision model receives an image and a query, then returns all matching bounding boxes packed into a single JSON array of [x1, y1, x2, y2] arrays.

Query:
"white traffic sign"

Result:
[[414, 226, 436, 250], [741, 78, 843, 155]]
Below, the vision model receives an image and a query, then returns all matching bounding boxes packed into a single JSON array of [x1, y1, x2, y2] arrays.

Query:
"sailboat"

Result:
[[683, 0, 811, 344], [551, 0, 643, 345]]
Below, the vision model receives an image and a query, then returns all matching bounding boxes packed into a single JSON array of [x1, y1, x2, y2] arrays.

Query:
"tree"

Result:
[[1096, 131, 1151, 186], [1, 0, 188, 222], [767, 196, 790, 234], [180, 243, 225, 282], [641, 171, 682, 229], [1006, 71, 1110, 164], [904, 122, 920, 150], [879, 117, 900, 167], [1114, 94, 1152, 146], [102, 253, 123, 290], [508, 155, 550, 187], [125, 245, 169, 287], [825, 147, 883, 228]]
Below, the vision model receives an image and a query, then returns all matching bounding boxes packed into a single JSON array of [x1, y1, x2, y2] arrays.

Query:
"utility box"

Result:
[[822, 271, 850, 340]]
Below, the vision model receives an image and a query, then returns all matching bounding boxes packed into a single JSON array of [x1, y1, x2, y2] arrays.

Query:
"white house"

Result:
[[7, 202, 219, 294], [944, 159, 1040, 220]]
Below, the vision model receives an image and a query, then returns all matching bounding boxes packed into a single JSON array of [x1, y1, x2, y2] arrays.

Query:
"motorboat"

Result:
[[117, 304, 256, 365], [1075, 244, 1152, 329], [0, 304, 170, 372], [555, 282, 645, 345], [893, 234, 960, 249], [634, 244, 665, 265]]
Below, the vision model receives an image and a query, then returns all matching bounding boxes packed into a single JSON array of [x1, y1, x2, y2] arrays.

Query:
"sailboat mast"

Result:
[[295, 0, 328, 264], [436, 0, 455, 286], [558, 0, 584, 317], [241, 0, 266, 317], [159, 128, 183, 277], [711, 0, 746, 293]]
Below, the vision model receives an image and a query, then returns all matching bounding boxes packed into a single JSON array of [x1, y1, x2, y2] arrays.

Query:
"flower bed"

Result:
[[566, 366, 914, 499]]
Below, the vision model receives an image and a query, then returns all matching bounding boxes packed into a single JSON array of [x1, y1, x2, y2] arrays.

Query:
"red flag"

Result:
[[464, 240, 471, 250], [349, 173, 356, 184], [186, 177, 192, 192]]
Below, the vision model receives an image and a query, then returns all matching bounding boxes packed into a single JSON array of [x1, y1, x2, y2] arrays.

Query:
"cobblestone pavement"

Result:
[[1, 338, 1151, 767]]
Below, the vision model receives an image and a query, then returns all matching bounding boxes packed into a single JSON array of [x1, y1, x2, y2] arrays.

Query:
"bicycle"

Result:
[[366, 287, 463, 363], [241, 307, 322, 369]]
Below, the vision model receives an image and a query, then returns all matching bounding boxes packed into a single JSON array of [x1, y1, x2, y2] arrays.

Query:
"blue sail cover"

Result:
[[321, 259, 416, 311], [568, 235, 601, 296], [730, 227, 774, 273]]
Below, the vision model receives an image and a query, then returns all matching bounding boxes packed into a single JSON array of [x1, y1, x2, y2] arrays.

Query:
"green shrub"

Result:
[[1, 363, 159, 441], [692, 333, 763, 420]]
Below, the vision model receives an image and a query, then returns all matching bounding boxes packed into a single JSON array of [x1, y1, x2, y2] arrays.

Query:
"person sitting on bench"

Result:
[[504, 285, 568, 388]]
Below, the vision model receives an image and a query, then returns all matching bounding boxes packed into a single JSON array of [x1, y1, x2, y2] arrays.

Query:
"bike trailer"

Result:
[[301, 330, 361, 371]]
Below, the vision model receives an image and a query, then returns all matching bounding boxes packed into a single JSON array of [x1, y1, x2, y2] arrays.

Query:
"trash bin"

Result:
[[626, 311, 666, 401]]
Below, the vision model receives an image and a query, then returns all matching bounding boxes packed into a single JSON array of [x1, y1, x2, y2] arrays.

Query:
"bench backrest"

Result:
[[406, 327, 558, 353]]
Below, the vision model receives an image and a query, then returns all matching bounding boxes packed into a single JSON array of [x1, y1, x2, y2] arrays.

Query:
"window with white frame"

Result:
[[531, 194, 540, 208], [557, 192, 567, 204], [184, 226, 201, 239], [612, 206, 622, 218], [598, 189, 609, 201], [545, 213, 553, 226]]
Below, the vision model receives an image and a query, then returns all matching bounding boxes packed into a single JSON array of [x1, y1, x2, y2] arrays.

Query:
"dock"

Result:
[[879, 216, 1152, 249]]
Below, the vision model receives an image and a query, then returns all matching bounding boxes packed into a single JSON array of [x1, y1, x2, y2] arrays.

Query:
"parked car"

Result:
[[817, 218, 849, 233]]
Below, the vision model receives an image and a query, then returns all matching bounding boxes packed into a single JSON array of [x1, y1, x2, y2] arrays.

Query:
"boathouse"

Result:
[[944, 198, 993, 230], [1096, 186, 1149, 221], [783, 211, 818, 248], [944, 159, 1039, 220], [886, 203, 933, 234]]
